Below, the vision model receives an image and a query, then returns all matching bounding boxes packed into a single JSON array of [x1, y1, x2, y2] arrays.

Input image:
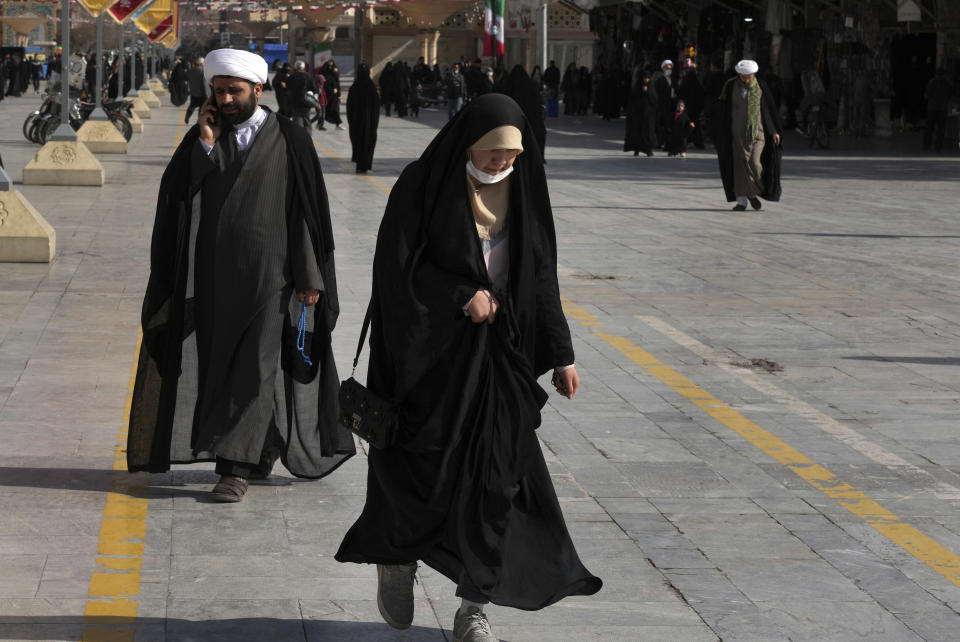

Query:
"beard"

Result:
[[220, 94, 258, 125]]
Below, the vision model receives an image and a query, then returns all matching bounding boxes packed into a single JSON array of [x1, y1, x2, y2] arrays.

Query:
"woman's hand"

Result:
[[552, 367, 580, 399], [297, 289, 320, 306], [773, 133, 781, 145], [466, 289, 499, 324]]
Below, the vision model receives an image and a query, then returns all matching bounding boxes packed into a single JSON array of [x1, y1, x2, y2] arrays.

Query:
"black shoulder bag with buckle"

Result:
[[338, 305, 398, 450]]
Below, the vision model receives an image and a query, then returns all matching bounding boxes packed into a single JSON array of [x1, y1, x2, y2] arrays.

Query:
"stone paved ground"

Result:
[[1, 86, 960, 642]]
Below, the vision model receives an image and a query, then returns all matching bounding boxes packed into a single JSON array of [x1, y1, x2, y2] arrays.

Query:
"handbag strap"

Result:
[[351, 302, 372, 376]]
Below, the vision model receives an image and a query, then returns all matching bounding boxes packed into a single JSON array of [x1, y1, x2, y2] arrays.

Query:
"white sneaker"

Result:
[[453, 606, 497, 642]]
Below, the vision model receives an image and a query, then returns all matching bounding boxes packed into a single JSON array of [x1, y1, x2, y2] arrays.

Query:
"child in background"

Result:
[[667, 99, 695, 158]]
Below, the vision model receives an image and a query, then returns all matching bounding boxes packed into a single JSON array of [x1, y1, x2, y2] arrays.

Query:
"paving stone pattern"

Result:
[[1, 87, 959, 641]]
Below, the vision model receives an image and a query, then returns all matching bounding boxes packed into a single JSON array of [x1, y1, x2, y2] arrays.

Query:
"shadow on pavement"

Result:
[[843, 356, 960, 366], [753, 232, 960, 239], [0, 467, 299, 502], [0, 617, 449, 641]]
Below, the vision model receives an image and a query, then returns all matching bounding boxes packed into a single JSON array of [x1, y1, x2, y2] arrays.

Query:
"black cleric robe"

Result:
[[716, 77, 783, 203], [127, 110, 356, 478], [335, 94, 602, 610]]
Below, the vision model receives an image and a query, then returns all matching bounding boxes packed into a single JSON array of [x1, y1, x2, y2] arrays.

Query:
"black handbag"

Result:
[[338, 306, 398, 449]]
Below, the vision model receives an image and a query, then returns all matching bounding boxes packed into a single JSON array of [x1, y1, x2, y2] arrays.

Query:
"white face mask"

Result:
[[466, 158, 514, 184], [664, 69, 673, 78]]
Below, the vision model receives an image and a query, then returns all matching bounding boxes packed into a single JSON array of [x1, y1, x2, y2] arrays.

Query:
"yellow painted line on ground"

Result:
[[561, 297, 960, 588], [82, 331, 146, 642], [83, 118, 186, 641]]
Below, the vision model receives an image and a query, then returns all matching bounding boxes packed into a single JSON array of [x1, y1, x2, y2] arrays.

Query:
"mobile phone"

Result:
[[205, 89, 219, 125]]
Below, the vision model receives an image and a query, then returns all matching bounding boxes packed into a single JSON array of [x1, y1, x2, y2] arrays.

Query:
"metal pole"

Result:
[[139, 35, 149, 89], [354, 7, 362, 72], [540, 3, 548, 72], [89, 13, 108, 119], [51, 0, 76, 141], [117, 21, 125, 98]]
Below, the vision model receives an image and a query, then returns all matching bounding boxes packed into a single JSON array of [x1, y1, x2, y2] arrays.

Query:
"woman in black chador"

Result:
[[347, 63, 380, 174], [624, 70, 658, 156], [320, 60, 342, 128], [335, 94, 601, 641], [498, 64, 546, 161]]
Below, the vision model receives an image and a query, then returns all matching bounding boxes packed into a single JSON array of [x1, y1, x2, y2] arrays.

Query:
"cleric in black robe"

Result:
[[624, 70, 658, 156], [127, 49, 355, 501], [498, 65, 546, 161], [716, 59, 783, 211], [335, 94, 601, 638], [346, 63, 380, 174]]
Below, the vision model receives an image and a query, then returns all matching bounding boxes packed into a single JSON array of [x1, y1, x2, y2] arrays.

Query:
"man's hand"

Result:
[[297, 289, 320, 306], [466, 289, 499, 324], [552, 367, 580, 399], [773, 133, 781, 145], [198, 97, 221, 147]]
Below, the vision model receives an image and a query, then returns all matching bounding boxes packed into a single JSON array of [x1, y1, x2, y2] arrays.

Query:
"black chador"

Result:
[[346, 63, 380, 174], [336, 94, 602, 610], [498, 65, 546, 161], [127, 109, 355, 478], [624, 79, 658, 156]]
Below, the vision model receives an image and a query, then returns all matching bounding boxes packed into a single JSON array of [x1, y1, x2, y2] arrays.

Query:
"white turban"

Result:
[[734, 59, 759, 75], [660, 59, 673, 69], [203, 48, 268, 86]]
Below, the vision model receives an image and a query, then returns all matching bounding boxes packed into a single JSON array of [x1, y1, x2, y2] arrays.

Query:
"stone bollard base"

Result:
[[77, 120, 128, 153], [22, 141, 105, 186], [139, 89, 162, 109], [129, 110, 144, 133], [0, 190, 56, 262], [130, 96, 152, 119], [148, 79, 167, 96]]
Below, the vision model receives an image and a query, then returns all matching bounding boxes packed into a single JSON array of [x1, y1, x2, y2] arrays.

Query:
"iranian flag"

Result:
[[484, 0, 505, 57]]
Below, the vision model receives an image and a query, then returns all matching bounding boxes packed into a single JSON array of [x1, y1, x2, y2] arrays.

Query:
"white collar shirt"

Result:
[[199, 106, 268, 155]]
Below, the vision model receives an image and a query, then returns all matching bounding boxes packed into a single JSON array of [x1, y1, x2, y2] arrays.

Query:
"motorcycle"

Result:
[[26, 91, 134, 145]]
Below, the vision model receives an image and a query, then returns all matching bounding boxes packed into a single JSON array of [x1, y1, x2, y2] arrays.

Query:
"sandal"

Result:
[[211, 475, 249, 502]]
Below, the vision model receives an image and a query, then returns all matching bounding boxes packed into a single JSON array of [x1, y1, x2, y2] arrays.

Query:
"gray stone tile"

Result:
[[3, 86, 960, 640], [0, 555, 44, 598]]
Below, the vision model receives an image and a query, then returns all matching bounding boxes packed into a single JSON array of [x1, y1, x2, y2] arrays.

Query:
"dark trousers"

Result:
[[214, 422, 284, 479], [924, 109, 947, 152], [184, 95, 206, 122]]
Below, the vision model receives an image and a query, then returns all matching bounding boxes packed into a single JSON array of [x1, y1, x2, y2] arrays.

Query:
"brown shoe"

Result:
[[211, 475, 248, 502]]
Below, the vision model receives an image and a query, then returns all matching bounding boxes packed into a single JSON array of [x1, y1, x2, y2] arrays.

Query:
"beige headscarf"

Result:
[[466, 125, 523, 240]]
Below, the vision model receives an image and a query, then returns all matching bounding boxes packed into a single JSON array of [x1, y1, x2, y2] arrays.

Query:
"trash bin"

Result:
[[546, 98, 559, 117]]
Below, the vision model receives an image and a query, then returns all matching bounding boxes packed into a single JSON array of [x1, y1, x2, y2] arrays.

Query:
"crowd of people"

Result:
[[1, 53, 49, 99]]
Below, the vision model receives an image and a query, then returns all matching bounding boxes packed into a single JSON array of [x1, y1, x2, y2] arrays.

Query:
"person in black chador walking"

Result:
[[335, 94, 602, 642]]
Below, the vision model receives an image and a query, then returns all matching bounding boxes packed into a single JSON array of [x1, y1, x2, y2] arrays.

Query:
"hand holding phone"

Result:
[[198, 95, 221, 146]]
